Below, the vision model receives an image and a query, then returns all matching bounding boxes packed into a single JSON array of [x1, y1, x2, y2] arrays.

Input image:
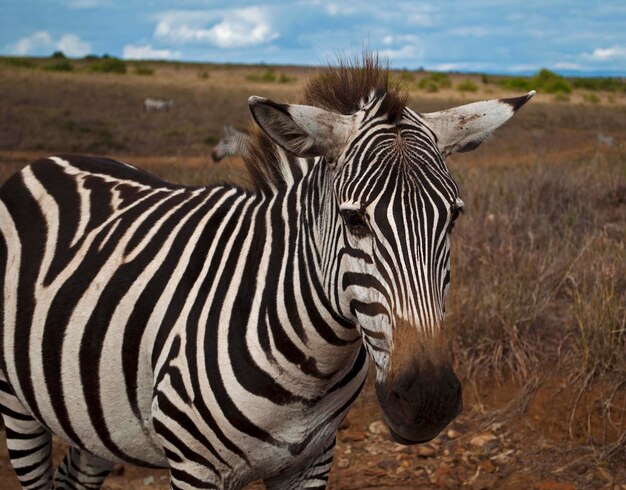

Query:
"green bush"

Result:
[[481, 73, 490, 84], [88, 57, 127, 74], [457, 80, 478, 92], [498, 76, 533, 91], [399, 71, 415, 82], [134, 65, 154, 76], [197, 70, 209, 80], [246, 68, 294, 83], [533, 68, 571, 94], [3, 57, 35, 68], [278, 73, 295, 83], [44, 60, 74, 72], [417, 72, 451, 92], [51, 50, 66, 59], [583, 93, 600, 104], [571, 77, 624, 92]]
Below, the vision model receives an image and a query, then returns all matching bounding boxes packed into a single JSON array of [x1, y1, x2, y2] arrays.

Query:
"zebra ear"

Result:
[[248, 96, 356, 161], [420, 91, 535, 157]]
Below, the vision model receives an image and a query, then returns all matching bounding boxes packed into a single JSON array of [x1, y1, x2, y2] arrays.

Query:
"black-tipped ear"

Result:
[[499, 90, 536, 112], [249, 96, 356, 161], [419, 91, 535, 157]]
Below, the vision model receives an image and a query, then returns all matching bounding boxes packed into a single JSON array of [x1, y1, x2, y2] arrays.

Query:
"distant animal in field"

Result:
[[0, 54, 533, 489], [596, 133, 615, 147], [211, 124, 251, 162], [143, 97, 174, 112]]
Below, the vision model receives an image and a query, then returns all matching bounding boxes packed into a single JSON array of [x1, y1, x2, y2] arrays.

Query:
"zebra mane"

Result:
[[243, 53, 409, 193]]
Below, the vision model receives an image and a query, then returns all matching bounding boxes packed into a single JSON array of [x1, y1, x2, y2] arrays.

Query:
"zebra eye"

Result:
[[341, 209, 370, 237]]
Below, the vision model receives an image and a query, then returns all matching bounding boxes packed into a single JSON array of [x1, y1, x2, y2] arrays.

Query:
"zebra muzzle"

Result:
[[376, 361, 462, 445]]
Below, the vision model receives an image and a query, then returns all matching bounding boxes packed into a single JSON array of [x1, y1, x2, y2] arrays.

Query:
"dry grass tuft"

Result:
[[448, 149, 626, 386]]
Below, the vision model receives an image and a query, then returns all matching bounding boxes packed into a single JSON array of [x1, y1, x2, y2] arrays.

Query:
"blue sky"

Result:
[[2, 0, 625, 76]]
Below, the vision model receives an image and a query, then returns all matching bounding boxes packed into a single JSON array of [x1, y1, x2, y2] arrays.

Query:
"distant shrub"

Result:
[[420, 81, 439, 93], [88, 57, 127, 74], [3, 57, 35, 68], [44, 60, 74, 72], [571, 77, 625, 92], [399, 71, 415, 82], [278, 73, 295, 83], [481, 73, 490, 84], [246, 68, 294, 83], [51, 50, 66, 59], [533, 68, 571, 94], [203, 135, 220, 146], [583, 93, 600, 104], [83, 54, 99, 61], [417, 72, 451, 91], [553, 93, 570, 102], [247, 69, 273, 82], [457, 80, 478, 92], [498, 76, 533, 91], [197, 70, 209, 80], [499, 68, 572, 94], [430, 72, 452, 88], [134, 65, 154, 76]]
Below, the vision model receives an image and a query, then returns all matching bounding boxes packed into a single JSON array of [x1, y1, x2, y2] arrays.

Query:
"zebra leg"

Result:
[[53, 446, 114, 489], [264, 438, 336, 490], [0, 371, 53, 489]]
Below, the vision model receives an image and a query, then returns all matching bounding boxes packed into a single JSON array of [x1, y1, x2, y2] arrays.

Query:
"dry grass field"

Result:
[[0, 58, 625, 489]]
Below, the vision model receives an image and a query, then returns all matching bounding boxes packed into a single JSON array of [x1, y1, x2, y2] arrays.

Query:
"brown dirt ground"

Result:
[[1, 374, 625, 489]]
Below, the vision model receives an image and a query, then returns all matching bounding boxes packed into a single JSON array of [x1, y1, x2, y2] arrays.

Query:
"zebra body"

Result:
[[0, 57, 533, 489], [211, 125, 251, 162], [144, 98, 174, 112], [0, 154, 364, 487]]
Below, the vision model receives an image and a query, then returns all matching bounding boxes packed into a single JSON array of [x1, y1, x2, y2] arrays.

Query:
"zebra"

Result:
[[211, 125, 251, 162], [0, 57, 534, 489], [144, 98, 174, 112]]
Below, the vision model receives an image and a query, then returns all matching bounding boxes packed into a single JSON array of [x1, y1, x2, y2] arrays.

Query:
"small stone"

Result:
[[377, 459, 399, 471], [469, 432, 496, 448], [342, 430, 366, 442], [363, 467, 387, 477], [365, 445, 380, 455], [416, 444, 436, 457], [447, 429, 461, 439], [471, 473, 498, 490], [143, 476, 155, 486], [337, 457, 350, 469], [481, 439, 500, 454], [535, 481, 576, 490], [368, 420, 387, 435], [479, 460, 496, 473]]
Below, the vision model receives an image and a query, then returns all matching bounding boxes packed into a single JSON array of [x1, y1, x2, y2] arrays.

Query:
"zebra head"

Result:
[[250, 88, 534, 444]]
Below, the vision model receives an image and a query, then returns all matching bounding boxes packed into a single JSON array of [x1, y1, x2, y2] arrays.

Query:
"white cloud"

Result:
[[553, 61, 582, 70], [380, 45, 423, 61], [6, 31, 91, 57], [325, 2, 358, 16], [10, 31, 53, 55], [155, 7, 279, 48], [123, 44, 181, 60], [57, 34, 91, 57], [378, 35, 423, 61], [587, 45, 626, 60]]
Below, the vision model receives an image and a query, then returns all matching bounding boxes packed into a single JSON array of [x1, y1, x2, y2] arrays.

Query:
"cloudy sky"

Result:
[[2, 0, 625, 75]]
